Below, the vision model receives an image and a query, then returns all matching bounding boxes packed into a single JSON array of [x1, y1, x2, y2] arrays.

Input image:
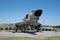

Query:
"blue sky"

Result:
[[0, 0, 60, 26]]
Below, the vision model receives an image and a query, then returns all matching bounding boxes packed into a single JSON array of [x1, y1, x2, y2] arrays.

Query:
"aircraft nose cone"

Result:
[[34, 9, 43, 17]]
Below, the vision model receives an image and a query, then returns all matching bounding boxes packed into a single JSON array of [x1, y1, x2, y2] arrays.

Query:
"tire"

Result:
[[36, 28, 40, 32], [15, 29, 17, 32]]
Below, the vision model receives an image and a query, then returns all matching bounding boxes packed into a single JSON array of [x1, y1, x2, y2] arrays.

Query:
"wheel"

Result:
[[36, 28, 40, 32], [36, 24, 41, 32], [15, 29, 17, 32], [35, 26, 40, 32]]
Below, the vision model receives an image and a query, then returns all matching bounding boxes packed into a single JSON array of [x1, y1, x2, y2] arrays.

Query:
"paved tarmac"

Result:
[[0, 30, 60, 39]]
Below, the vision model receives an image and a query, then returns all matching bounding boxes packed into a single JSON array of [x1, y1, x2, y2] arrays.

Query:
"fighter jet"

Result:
[[15, 9, 43, 33]]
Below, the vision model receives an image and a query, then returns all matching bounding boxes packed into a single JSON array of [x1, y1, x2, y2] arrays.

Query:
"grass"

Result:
[[1, 36, 60, 40], [2, 37, 37, 40], [45, 36, 60, 40]]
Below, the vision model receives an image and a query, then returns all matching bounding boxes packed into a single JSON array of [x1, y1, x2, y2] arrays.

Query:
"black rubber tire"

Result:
[[15, 29, 17, 32], [37, 29, 39, 32]]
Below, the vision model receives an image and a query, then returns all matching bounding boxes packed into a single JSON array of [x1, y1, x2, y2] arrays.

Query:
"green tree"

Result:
[[9, 27, 12, 30], [49, 29, 51, 31], [0, 27, 3, 30], [45, 29, 48, 31], [42, 28, 44, 31], [5, 27, 8, 30]]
